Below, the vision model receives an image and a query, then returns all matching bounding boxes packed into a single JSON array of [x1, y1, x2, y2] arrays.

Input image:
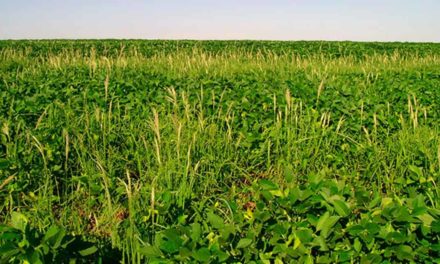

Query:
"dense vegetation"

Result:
[[1, 40, 440, 263]]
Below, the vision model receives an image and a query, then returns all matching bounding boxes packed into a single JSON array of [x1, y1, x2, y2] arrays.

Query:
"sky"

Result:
[[0, 0, 439, 42]]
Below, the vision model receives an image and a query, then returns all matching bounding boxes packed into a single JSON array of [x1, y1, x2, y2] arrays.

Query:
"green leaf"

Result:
[[159, 230, 183, 254], [432, 220, 440, 233], [368, 195, 381, 209], [360, 253, 382, 264], [0, 244, 20, 258], [347, 224, 364, 236], [0, 231, 21, 241], [259, 179, 278, 190], [79, 246, 98, 256], [29, 251, 43, 264], [417, 213, 434, 227], [178, 214, 188, 224], [365, 223, 380, 235], [308, 172, 325, 185], [288, 188, 300, 203], [332, 199, 351, 217], [394, 206, 414, 222], [316, 212, 330, 231], [354, 189, 369, 205], [236, 238, 253, 249], [316, 212, 340, 238], [51, 228, 66, 249], [216, 250, 229, 262], [10, 212, 27, 232], [296, 228, 313, 243], [220, 224, 235, 239], [193, 247, 211, 262], [408, 165, 423, 177], [190, 223, 201, 242], [304, 255, 314, 264], [396, 245, 413, 261], [161, 240, 180, 254], [43, 225, 60, 242], [139, 245, 162, 257], [292, 235, 301, 250], [313, 236, 328, 251], [0, 159, 9, 169], [207, 212, 224, 229], [284, 165, 294, 183], [354, 238, 362, 252], [386, 232, 407, 244], [179, 247, 192, 258]]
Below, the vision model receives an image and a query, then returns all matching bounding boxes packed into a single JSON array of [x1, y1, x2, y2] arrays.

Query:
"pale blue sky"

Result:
[[0, 0, 439, 42]]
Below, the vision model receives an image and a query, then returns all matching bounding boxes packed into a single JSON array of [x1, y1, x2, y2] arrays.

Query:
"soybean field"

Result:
[[1, 40, 440, 263]]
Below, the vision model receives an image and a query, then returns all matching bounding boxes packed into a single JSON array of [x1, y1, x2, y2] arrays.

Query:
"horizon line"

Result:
[[1, 38, 439, 44]]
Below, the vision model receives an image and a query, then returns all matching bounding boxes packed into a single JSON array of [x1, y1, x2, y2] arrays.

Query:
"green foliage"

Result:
[[0, 40, 439, 263], [141, 179, 440, 263], [0, 213, 99, 263]]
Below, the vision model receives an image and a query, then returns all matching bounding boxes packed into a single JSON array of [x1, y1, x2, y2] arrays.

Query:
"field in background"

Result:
[[1, 40, 440, 263]]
